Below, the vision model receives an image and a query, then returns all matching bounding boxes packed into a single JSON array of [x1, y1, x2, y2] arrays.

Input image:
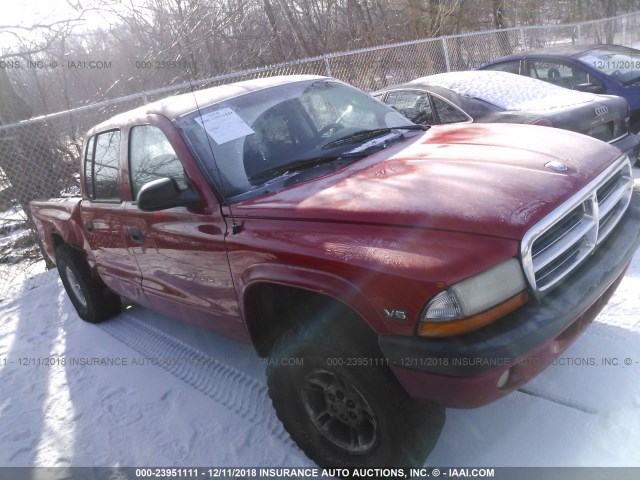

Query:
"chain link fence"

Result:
[[1, 11, 640, 302]]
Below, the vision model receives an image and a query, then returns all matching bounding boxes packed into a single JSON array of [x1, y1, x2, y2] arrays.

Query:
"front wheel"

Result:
[[266, 317, 445, 471], [55, 245, 121, 323]]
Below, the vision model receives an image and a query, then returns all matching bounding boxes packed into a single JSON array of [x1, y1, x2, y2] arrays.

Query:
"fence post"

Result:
[[519, 27, 525, 50], [442, 37, 451, 72], [623, 15, 627, 45], [576, 24, 581, 44], [323, 56, 332, 77]]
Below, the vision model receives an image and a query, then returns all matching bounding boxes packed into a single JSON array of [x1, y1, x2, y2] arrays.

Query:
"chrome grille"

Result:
[[521, 155, 633, 297]]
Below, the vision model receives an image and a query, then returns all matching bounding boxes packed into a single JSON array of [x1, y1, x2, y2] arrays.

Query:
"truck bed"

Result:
[[30, 197, 83, 264]]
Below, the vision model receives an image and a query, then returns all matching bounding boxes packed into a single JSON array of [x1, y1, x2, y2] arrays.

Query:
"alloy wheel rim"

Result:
[[301, 369, 378, 453]]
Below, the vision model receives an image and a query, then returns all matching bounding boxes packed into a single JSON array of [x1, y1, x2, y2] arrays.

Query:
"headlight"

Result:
[[419, 258, 529, 337]]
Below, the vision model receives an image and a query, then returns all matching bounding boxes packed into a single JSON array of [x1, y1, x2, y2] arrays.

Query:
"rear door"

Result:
[[80, 129, 143, 301], [122, 116, 244, 339]]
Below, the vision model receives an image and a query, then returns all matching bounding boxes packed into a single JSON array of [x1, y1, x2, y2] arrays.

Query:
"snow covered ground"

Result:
[[0, 172, 639, 469], [0, 206, 48, 302], [1, 258, 639, 468]]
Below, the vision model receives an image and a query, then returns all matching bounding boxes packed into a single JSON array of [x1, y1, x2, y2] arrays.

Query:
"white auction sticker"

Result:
[[195, 107, 255, 145]]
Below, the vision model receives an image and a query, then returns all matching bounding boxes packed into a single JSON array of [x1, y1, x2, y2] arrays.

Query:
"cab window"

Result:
[[89, 130, 121, 201], [84, 136, 95, 199], [129, 125, 187, 200]]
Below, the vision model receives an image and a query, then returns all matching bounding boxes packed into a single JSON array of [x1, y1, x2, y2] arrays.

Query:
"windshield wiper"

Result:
[[248, 151, 371, 184], [321, 124, 428, 149]]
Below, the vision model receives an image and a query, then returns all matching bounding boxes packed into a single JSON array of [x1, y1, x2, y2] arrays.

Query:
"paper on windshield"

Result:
[[195, 107, 255, 145]]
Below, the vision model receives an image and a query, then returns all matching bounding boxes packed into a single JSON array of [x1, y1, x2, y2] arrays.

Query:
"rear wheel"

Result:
[[55, 245, 121, 323], [266, 314, 445, 471]]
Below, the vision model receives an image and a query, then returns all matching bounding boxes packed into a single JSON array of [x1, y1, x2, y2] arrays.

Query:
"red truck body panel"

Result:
[[231, 123, 620, 240], [226, 218, 519, 336], [392, 263, 627, 408], [28, 76, 640, 411]]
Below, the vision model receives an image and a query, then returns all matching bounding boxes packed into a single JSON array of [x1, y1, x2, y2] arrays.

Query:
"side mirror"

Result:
[[137, 177, 201, 212], [575, 83, 605, 94]]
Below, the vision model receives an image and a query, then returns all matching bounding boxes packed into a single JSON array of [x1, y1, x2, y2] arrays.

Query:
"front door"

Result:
[[122, 118, 244, 340]]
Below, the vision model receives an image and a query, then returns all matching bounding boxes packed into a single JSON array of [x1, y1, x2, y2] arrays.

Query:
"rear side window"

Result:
[[432, 96, 469, 124], [483, 60, 521, 74], [129, 125, 187, 200], [526, 59, 602, 90], [93, 130, 121, 201], [384, 90, 436, 125], [84, 136, 95, 199]]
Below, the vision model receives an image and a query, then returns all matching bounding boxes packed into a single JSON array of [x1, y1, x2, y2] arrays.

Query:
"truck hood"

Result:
[[230, 123, 622, 239]]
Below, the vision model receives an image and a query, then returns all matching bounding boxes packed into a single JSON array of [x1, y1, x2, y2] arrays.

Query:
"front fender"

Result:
[[239, 263, 387, 333]]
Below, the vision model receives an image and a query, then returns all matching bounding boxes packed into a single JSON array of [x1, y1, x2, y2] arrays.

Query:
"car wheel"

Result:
[[55, 245, 121, 323], [266, 315, 445, 471]]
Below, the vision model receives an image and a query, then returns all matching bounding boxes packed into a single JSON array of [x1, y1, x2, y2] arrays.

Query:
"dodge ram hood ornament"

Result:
[[545, 160, 568, 172]]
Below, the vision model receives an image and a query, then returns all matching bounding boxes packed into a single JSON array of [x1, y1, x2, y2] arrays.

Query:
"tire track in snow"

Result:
[[98, 315, 293, 444], [517, 388, 598, 414]]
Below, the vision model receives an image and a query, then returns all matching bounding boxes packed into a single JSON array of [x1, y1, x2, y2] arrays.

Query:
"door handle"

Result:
[[86, 221, 95, 233], [129, 227, 144, 244]]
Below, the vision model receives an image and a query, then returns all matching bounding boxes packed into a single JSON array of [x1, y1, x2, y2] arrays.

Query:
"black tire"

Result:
[[266, 315, 445, 472], [55, 245, 121, 323]]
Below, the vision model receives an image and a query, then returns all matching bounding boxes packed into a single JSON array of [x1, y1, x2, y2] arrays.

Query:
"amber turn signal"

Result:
[[418, 291, 529, 337]]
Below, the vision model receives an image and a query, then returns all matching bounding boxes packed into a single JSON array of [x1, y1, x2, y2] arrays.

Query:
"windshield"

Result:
[[577, 46, 640, 83], [175, 79, 413, 201]]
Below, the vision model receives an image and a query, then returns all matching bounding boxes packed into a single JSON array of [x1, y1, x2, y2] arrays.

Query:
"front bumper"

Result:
[[379, 190, 640, 408], [612, 132, 640, 164]]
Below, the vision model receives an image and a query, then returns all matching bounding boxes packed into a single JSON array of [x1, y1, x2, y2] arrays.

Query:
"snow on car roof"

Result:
[[409, 71, 595, 111]]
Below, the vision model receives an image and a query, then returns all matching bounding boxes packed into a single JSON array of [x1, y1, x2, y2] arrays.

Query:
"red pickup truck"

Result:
[[31, 75, 640, 470]]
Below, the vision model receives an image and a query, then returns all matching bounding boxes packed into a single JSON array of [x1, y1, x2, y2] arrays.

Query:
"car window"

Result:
[[384, 90, 436, 125], [577, 46, 640, 83], [527, 59, 602, 90], [432, 96, 469, 124], [84, 136, 95, 199], [129, 125, 187, 199], [483, 60, 521, 74], [177, 80, 411, 199], [300, 87, 379, 133], [241, 100, 308, 181], [92, 130, 121, 201]]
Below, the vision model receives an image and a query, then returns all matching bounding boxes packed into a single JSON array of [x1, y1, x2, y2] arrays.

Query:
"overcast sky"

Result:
[[0, 0, 125, 50]]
